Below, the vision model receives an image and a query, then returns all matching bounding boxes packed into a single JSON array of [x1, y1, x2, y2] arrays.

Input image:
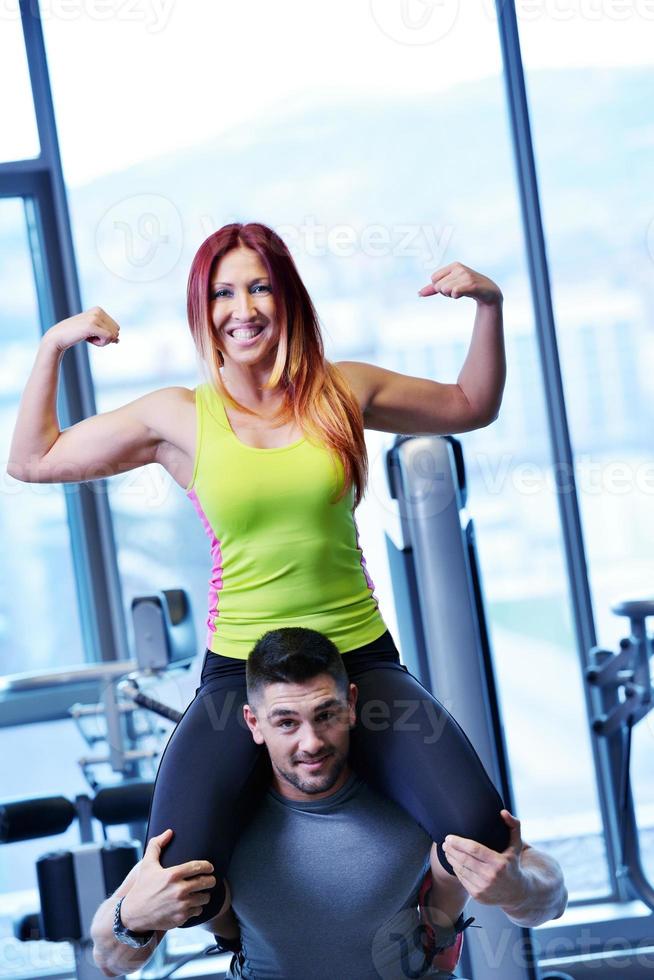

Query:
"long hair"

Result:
[[186, 222, 367, 506]]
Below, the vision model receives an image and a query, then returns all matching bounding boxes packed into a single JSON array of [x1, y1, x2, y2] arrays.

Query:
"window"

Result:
[[517, 5, 654, 884], [0, 197, 85, 674], [0, 16, 39, 162]]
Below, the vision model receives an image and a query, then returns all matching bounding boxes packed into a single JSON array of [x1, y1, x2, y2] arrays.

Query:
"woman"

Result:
[[8, 221, 508, 933]]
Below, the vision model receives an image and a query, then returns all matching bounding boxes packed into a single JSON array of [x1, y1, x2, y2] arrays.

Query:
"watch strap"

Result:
[[113, 896, 154, 948]]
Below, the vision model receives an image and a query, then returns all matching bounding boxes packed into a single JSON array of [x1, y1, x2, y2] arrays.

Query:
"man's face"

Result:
[[243, 674, 357, 801]]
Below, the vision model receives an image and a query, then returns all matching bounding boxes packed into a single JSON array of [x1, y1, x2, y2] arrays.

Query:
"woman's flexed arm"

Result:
[[7, 307, 120, 479], [7, 307, 173, 485], [335, 262, 505, 436], [418, 262, 505, 426]]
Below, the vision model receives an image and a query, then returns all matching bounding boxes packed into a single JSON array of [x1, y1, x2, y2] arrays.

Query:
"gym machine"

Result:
[[586, 597, 654, 911], [385, 433, 539, 980], [0, 589, 229, 979], [5, 791, 141, 980], [384, 432, 654, 980]]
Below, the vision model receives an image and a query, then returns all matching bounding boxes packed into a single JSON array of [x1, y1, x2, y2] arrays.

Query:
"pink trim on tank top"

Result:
[[351, 505, 380, 610], [187, 488, 223, 646]]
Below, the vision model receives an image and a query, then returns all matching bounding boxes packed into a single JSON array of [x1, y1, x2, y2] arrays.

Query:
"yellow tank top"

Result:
[[185, 382, 387, 659]]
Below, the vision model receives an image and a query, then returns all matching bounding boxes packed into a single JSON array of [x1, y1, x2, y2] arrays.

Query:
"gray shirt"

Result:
[[224, 770, 437, 979]]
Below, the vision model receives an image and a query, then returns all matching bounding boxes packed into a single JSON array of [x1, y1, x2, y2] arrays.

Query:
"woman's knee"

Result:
[[451, 797, 511, 855]]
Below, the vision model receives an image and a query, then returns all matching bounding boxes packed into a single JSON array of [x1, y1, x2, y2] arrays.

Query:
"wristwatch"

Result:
[[112, 896, 154, 948]]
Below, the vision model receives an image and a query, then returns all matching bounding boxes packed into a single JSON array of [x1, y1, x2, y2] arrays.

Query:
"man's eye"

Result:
[[317, 712, 334, 722]]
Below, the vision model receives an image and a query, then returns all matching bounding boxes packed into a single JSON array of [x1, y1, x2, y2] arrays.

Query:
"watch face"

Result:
[[114, 928, 151, 948]]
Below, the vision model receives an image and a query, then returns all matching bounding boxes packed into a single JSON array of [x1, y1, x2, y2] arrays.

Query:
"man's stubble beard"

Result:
[[274, 748, 349, 796]]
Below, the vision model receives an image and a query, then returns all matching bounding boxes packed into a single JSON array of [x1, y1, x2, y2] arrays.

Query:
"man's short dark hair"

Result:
[[246, 627, 349, 708]]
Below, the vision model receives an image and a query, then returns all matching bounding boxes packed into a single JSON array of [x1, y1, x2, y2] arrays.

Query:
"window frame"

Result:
[[0, 5, 129, 727]]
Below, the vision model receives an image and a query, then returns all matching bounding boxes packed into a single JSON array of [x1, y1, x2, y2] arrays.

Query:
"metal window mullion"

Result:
[[494, 0, 627, 899], [0, 162, 49, 194], [17, 0, 129, 666]]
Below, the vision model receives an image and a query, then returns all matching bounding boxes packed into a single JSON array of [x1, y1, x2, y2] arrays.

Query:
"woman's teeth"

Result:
[[231, 326, 263, 340]]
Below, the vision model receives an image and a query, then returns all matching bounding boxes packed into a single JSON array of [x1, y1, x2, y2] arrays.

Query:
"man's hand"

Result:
[[120, 829, 217, 932], [442, 810, 568, 927], [442, 809, 526, 907]]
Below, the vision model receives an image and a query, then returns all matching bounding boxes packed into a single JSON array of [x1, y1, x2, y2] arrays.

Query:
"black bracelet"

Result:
[[424, 910, 477, 955], [445, 911, 476, 950]]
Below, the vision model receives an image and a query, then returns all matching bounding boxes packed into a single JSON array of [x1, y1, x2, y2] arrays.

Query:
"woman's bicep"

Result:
[[16, 388, 175, 484], [334, 360, 483, 435]]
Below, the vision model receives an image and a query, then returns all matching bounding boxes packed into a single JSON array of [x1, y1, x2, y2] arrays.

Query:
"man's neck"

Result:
[[271, 763, 354, 803]]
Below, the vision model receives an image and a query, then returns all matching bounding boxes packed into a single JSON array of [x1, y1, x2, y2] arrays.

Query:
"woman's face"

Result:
[[210, 246, 280, 369]]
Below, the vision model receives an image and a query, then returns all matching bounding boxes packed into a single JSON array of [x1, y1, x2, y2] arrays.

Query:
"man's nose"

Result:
[[298, 725, 326, 755]]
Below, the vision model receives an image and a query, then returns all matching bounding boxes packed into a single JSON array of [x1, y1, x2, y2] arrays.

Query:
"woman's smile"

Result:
[[227, 324, 267, 346]]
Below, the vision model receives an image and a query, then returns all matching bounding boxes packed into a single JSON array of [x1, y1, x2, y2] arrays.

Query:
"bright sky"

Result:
[[2, 0, 653, 186]]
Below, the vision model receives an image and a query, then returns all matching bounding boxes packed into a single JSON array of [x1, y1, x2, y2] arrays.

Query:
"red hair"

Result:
[[186, 222, 367, 506]]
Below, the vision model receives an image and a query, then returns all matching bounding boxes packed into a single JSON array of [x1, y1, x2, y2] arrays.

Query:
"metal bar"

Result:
[[18, 0, 130, 666], [0, 660, 136, 693], [0, 156, 49, 177], [0, 169, 45, 197], [493, 0, 627, 900], [0, 683, 105, 728]]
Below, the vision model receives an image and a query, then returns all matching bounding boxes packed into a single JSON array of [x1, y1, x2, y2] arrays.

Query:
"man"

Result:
[[91, 628, 567, 979]]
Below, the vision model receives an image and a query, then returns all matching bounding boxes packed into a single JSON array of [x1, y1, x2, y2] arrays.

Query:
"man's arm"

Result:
[[198, 880, 240, 940], [90, 829, 216, 977], [441, 809, 568, 929], [428, 845, 469, 928], [90, 862, 164, 978], [499, 843, 568, 927]]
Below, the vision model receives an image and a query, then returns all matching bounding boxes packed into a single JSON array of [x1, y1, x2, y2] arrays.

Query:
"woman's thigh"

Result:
[[145, 672, 271, 883], [345, 662, 510, 871]]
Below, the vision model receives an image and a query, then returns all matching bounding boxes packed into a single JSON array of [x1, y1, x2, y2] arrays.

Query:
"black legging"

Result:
[[144, 629, 510, 927]]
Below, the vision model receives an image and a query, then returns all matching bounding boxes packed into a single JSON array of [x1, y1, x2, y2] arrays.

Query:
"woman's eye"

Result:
[[212, 285, 270, 299]]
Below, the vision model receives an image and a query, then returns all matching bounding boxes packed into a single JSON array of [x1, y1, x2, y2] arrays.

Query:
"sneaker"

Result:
[[432, 931, 464, 974]]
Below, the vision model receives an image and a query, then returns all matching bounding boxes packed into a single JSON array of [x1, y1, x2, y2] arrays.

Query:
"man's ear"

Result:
[[347, 682, 358, 726], [243, 704, 265, 745]]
